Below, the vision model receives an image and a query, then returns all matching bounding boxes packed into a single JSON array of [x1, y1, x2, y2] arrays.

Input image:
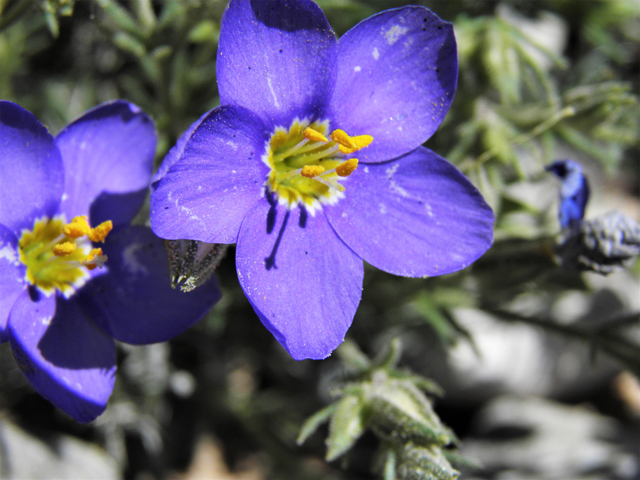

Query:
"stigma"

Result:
[[19, 215, 112, 298], [264, 120, 372, 210]]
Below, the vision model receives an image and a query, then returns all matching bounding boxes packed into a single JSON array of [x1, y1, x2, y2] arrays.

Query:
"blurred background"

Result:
[[0, 0, 638, 479]]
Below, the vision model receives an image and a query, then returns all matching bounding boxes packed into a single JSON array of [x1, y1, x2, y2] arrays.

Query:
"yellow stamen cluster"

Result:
[[19, 215, 112, 297], [265, 121, 373, 208]]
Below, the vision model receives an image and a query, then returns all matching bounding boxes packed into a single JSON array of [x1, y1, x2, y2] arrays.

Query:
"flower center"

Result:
[[18, 215, 112, 298], [264, 120, 372, 210]]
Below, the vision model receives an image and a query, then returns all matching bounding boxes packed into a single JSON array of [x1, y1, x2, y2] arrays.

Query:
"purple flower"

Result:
[[150, 0, 494, 360], [545, 159, 590, 229], [0, 100, 221, 423]]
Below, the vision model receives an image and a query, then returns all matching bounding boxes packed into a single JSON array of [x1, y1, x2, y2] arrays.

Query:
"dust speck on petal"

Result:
[[384, 25, 409, 45], [267, 76, 280, 108], [385, 163, 399, 179], [122, 243, 149, 275], [0, 245, 19, 265], [425, 203, 434, 217]]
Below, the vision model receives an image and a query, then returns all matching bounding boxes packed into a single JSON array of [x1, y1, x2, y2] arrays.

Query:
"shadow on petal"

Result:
[[299, 206, 308, 228], [89, 188, 148, 228], [249, 0, 326, 32], [77, 226, 221, 345], [435, 24, 458, 93], [38, 297, 115, 370], [266, 192, 278, 234], [263, 200, 311, 271], [9, 290, 115, 422], [265, 209, 290, 271]]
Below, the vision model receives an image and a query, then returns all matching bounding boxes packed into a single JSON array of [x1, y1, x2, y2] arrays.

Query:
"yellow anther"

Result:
[[85, 248, 106, 270], [53, 242, 77, 256], [331, 130, 373, 154], [301, 165, 325, 178], [88, 220, 113, 243], [303, 127, 328, 143], [63, 216, 91, 238], [336, 158, 359, 177], [337, 135, 373, 154], [330, 129, 357, 149]]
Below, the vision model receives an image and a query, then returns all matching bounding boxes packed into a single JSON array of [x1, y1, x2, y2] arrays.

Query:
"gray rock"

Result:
[[0, 416, 118, 480]]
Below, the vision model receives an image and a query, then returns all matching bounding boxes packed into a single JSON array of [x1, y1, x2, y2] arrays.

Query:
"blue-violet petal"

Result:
[[236, 197, 363, 360], [8, 291, 116, 423], [328, 6, 457, 163], [151, 106, 270, 244], [325, 147, 494, 277], [217, 0, 337, 128], [0, 101, 64, 233], [55, 100, 156, 227], [0, 224, 26, 343]]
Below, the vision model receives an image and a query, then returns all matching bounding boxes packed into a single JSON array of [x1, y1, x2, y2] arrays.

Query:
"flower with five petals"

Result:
[[150, 0, 494, 360]]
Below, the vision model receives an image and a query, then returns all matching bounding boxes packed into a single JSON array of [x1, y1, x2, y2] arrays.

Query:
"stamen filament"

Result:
[[274, 138, 310, 161], [294, 144, 340, 165], [277, 168, 304, 181], [32, 233, 67, 255], [291, 140, 334, 156], [312, 175, 344, 192]]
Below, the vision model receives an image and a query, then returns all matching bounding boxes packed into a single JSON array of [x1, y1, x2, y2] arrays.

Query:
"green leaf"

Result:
[[383, 449, 397, 480], [112, 31, 146, 58], [480, 106, 519, 166], [370, 393, 448, 446], [335, 339, 371, 372], [43, 10, 59, 37], [408, 294, 460, 347], [397, 443, 460, 480], [188, 20, 220, 44], [96, 0, 142, 38], [296, 403, 337, 447], [374, 337, 402, 370], [326, 395, 368, 461], [132, 0, 156, 35], [387, 371, 444, 398]]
